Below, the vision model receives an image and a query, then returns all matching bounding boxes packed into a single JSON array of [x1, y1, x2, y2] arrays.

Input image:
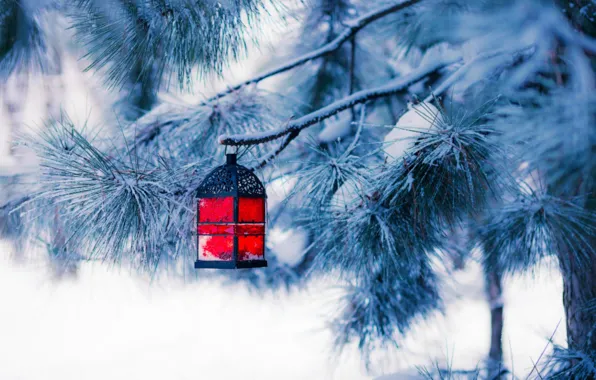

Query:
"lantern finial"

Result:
[[226, 153, 237, 165]]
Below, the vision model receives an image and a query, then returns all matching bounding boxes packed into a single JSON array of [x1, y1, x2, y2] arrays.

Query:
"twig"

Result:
[[221, 55, 462, 147], [529, 357, 545, 380], [342, 105, 366, 159], [251, 130, 300, 170], [526, 320, 561, 380], [349, 36, 357, 122], [199, 0, 422, 106]]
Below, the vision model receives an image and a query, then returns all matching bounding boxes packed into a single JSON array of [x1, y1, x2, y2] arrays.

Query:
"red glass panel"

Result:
[[198, 224, 235, 235], [199, 197, 234, 223], [238, 235, 264, 261], [238, 198, 265, 223], [237, 224, 265, 235], [197, 224, 264, 235], [198, 235, 233, 261]]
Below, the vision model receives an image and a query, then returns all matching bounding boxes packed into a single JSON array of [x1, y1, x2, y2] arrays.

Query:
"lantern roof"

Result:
[[196, 153, 266, 198]]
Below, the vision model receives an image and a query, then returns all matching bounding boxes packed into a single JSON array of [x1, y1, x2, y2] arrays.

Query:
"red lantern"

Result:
[[195, 153, 267, 269]]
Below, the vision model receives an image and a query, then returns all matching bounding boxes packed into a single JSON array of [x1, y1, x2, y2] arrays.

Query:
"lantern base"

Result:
[[194, 260, 268, 269]]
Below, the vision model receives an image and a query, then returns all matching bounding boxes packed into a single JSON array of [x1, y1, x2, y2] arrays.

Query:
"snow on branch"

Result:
[[200, 0, 422, 106], [220, 54, 462, 148]]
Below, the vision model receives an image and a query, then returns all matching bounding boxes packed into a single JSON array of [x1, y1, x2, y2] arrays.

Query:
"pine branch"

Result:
[[23, 119, 204, 270], [220, 54, 462, 147], [1, 194, 30, 242], [0, 0, 53, 77], [132, 88, 295, 160], [134, 1, 421, 147], [200, 0, 422, 106], [331, 265, 441, 369], [251, 130, 300, 170], [479, 193, 596, 274], [422, 46, 534, 103], [250, 103, 366, 170], [72, 0, 263, 90], [0, 195, 30, 213]]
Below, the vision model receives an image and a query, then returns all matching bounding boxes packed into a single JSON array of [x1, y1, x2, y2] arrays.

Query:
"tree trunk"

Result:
[[559, 246, 596, 365], [486, 269, 505, 378]]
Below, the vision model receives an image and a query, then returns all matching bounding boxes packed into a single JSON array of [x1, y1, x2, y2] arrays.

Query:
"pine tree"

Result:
[[1, 0, 595, 377]]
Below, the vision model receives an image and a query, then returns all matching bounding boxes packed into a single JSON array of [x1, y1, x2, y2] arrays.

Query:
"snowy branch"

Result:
[[200, 0, 422, 106], [220, 55, 462, 147], [132, 1, 422, 147]]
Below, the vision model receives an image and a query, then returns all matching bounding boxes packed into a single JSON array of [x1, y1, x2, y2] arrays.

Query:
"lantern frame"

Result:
[[195, 153, 268, 269]]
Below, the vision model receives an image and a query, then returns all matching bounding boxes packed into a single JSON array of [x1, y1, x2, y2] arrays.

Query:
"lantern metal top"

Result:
[[196, 153, 266, 198], [226, 153, 237, 165]]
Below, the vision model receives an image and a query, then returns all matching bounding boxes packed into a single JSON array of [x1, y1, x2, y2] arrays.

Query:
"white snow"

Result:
[[371, 259, 565, 379], [329, 180, 366, 212], [318, 112, 353, 143], [0, 243, 566, 380], [265, 175, 297, 212], [383, 102, 442, 163], [0, 242, 368, 380], [267, 226, 308, 266]]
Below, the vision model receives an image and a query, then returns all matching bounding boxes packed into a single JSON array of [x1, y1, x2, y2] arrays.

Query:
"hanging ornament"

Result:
[[195, 153, 268, 269], [383, 102, 443, 163]]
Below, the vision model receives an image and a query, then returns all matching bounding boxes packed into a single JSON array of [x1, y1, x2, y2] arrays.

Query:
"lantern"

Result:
[[195, 153, 267, 269]]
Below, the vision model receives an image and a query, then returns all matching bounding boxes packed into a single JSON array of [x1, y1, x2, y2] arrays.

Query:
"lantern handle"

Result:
[[237, 145, 250, 160]]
